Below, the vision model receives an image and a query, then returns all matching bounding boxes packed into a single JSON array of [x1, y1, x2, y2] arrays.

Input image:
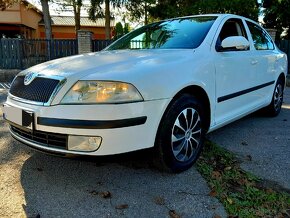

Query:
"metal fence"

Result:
[[0, 39, 78, 69]]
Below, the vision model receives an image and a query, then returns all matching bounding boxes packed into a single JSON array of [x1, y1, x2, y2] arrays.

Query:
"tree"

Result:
[[150, 0, 259, 21], [125, 0, 155, 25], [0, 0, 52, 39], [89, 0, 124, 39], [0, 0, 17, 10], [114, 21, 130, 39], [40, 0, 52, 39], [123, 23, 130, 34], [115, 21, 123, 38], [263, 0, 290, 39], [54, 0, 83, 34]]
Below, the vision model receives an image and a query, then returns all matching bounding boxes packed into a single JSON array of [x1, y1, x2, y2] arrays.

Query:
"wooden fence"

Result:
[[0, 39, 78, 69], [276, 40, 290, 73], [0, 38, 289, 71], [92, 39, 113, 52]]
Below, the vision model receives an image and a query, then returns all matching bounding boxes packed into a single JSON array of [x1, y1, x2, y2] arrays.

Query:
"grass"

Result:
[[196, 141, 290, 218]]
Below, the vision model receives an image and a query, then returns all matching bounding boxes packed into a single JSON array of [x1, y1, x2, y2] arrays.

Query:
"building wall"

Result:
[[39, 25, 112, 39], [0, 4, 21, 24], [0, 2, 41, 38], [20, 4, 42, 38], [0, 2, 111, 39]]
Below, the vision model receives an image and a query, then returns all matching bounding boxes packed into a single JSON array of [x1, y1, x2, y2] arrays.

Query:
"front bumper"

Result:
[[5, 97, 171, 155]]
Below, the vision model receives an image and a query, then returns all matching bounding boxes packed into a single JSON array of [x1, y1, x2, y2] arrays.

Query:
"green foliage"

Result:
[[0, 0, 18, 10], [125, 0, 155, 25], [115, 22, 123, 38], [114, 22, 130, 39], [125, 0, 259, 26], [149, 0, 259, 21], [89, 0, 125, 21], [123, 23, 130, 34], [263, 0, 290, 39], [196, 141, 290, 218], [89, 0, 125, 39]]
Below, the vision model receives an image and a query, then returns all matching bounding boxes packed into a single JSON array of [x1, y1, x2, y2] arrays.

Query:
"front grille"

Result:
[[9, 76, 60, 103], [11, 125, 68, 149]]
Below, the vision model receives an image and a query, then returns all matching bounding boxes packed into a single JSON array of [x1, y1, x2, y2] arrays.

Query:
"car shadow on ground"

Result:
[[20, 149, 226, 217]]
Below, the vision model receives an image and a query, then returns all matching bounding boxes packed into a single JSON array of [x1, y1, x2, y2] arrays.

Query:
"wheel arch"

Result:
[[156, 85, 212, 140], [278, 72, 286, 88]]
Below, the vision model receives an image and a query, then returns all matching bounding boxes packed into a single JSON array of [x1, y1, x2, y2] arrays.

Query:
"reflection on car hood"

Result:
[[19, 49, 193, 81]]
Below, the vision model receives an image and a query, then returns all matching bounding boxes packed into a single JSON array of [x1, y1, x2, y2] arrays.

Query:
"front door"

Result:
[[213, 18, 259, 125]]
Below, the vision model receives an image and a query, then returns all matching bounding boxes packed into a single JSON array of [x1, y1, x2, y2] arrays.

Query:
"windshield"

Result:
[[107, 16, 217, 50]]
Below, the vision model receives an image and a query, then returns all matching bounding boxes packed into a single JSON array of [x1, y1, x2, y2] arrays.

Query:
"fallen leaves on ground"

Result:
[[99, 191, 112, 199], [89, 190, 98, 196], [154, 196, 165, 205], [211, 171, 222, 180], [169, 210, 181, 218], [115, 204, 128, 210], [196, 141, 290, 218], [209, 190, 218, 197], [213, 214, 222, 218]]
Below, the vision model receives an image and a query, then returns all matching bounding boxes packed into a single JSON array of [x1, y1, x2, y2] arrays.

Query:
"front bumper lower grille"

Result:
[[9, 76, 60, 103], [11, 125, 68, 150]]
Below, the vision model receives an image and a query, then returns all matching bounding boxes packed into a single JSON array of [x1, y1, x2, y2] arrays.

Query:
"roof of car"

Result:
[[160, 14, 260, 26]]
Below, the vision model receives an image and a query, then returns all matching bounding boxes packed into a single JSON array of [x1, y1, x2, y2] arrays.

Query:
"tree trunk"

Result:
[[40, 0, 52, 39], [73, 0, 82, 35], [105, 0, 110, 39], [144, 2, 148, 25], [73, 5, 81, 35]]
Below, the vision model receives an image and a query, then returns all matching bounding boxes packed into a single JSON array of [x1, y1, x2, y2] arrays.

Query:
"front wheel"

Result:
[[154, 95, 206, 173]]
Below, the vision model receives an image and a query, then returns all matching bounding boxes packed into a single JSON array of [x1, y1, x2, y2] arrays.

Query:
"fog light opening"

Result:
[[68, 136, 102, 152]]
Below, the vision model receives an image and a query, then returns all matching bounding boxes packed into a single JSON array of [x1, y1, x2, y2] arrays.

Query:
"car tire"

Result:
[[262, 78, 284, 117], [154, 94, 206, 173]]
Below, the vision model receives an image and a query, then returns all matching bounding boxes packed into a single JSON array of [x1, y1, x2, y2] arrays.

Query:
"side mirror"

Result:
[[220, 36, 250, 50]]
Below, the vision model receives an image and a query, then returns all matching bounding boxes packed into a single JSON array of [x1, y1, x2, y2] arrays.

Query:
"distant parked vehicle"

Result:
[[3, 14, 288, 172]]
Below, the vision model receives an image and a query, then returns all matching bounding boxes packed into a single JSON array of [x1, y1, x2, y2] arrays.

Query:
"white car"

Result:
[[3, 14, 288, 172]]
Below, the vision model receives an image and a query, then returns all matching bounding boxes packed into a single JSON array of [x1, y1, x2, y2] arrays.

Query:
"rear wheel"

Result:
[[154, 95, 206, 173], [263, 79, 284, 117]]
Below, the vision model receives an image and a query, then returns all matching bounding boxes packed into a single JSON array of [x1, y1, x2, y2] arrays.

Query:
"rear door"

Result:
[[245, 21, 277, 101], [213, 18, 259, 125]]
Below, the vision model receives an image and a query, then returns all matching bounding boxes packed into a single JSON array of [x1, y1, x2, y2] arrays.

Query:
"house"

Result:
[[0, 0, 114, 39], [39, 16, 115, 39], [0, 0, 42, 38]]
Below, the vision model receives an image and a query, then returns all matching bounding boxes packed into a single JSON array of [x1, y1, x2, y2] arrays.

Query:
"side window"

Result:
[[246, 21, 274, 50], [216, 18, 248, 51]]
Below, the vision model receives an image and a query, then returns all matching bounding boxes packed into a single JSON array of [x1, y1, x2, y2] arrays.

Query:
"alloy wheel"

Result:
[[274, 84, 283, 111], [171, 108, 202, 162]]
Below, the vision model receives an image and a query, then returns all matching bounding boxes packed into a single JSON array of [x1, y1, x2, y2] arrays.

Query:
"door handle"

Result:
[[251, 60, 258, 65]]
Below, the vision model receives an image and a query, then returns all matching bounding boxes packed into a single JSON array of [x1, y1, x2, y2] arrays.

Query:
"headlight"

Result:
[[61, 81, 143, 104]]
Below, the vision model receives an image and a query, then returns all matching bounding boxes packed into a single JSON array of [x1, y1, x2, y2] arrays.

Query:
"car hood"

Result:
[[20, 49, 193, 80], [19, 49, 197, 102]]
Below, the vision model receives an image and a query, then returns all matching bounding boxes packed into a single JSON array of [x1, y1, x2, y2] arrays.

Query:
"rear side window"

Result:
[[246, 21, 274, 50]]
